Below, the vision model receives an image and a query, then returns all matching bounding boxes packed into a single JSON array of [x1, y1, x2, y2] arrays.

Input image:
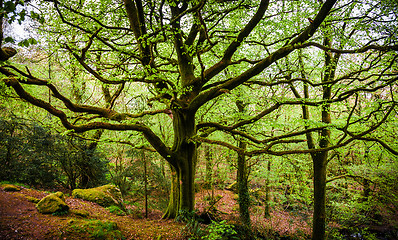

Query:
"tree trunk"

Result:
[[163, 165, 180, 218], [237, 140, 251, 229], [163, 109, 197, 218], [236, 100, 252, 230], [205, 145, 213, 189], [264, 159, 271, 218], [312, 152, 328, 240], [143, 150, 148, 218], [310, 35, 335, 240]]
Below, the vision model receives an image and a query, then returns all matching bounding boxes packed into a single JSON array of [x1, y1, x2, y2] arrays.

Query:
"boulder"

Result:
[[36, 191, 69, 214], [72, 185, 123, 208]]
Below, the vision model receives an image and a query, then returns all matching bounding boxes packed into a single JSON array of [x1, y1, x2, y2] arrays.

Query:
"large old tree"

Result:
[[1, 0, 397, 238]]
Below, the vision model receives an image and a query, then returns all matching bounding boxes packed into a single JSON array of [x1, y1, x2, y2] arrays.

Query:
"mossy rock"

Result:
[[36, 192, 69, 214], [71, 209, 90, 218], [53, 191, 66, 201], [2, 184, 21, 192], [26, 196, 40, 203], [65, 219, 123, 240], [72, 185, 123, 208]]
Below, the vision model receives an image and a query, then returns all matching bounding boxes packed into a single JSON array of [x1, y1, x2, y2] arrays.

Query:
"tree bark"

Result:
[[143, 150, 148, 218], [163, 165, 180, 219], [312, 152, 328, 240], [237, 140, 251, 229], [236, 100, 252, 230], [264, 160, 271, 218], [163, 109, 197, 218], [311, 35, 335, 240]]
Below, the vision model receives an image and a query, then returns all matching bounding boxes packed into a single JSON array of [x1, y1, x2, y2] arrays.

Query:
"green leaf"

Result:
[[17, 37, 38, 47], [4, 37, 15, 43], [3, 1, 16, 13]]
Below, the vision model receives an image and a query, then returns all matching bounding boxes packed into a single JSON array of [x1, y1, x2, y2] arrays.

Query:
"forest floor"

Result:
[[0, 184, 255, 240], [1, 184, 396, 239], [0, 183, 314, 240], [0, 185, 187, 240]]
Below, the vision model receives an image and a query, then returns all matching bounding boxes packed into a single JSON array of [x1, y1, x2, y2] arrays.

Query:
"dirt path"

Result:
[[0, 188, 64, 240]]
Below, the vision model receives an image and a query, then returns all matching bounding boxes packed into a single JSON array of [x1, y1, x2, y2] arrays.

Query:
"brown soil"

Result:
[[0, 186, 185, 240]]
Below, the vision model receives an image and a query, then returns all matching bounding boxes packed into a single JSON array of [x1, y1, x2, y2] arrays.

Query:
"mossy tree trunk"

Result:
[[311, 151, 328, 240], [310, 36, 336, 240], [163, 109, 197, 218], [163, 165, 181, 218], [237, 140, 251, 229], [236, 100, 252, 230]]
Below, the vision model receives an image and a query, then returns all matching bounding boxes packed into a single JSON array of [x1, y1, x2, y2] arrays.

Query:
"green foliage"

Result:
[[206, 220, 238, 240], [327, 156, 398, 237], [108, 146, 170, 211], [1, 0, 26, 24], [0, 117, 107, 188], [176, 210, 204, 239], [17, 38, 38, 47], [0, 117, 59, 186]]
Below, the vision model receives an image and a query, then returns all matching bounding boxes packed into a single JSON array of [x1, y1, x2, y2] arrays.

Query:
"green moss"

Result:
[[71, 209, 90, 218], [106, 205, 125, 216], [2, 184, 21, 192], [36, 192, 69, 214], [53, 191, 66, 201], [65, 219, 124, 239], [0, 181, 29, 188], [25, 196, 40, 203], [72, 185, 122, 207]]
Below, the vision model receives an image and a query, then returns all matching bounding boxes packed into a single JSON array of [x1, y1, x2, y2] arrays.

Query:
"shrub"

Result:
[[176, 210, 203, 239], [206, 220, 239, 240]]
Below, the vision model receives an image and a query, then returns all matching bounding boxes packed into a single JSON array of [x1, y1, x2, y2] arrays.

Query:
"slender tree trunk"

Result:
[[143, 150, 148, 218], [205, 145, 213, 189], [236, 100, 252, 231], [237, 140, 251, 229], [264, 159, 271, 218], [312, 152, 328, 240]]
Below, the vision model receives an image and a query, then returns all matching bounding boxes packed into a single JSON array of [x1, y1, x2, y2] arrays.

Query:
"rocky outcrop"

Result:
[[36, 191, 69, 214]]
